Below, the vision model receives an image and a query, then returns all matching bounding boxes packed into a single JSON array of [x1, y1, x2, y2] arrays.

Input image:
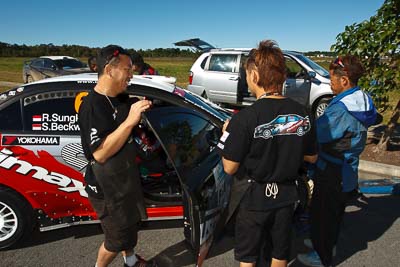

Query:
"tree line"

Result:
[[0, 41, 335, 58], [0, 42, 198, 58]]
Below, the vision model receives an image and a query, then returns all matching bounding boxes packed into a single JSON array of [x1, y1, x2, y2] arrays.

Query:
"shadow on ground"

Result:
[[291, 194, 400, 266]]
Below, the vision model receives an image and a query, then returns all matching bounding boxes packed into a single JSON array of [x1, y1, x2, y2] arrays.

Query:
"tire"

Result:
[[314, 97, 331, 118], [0, 188, 34, 250], [263, 129, 272, 139], [296, 126, 305, 136], [27, 75, 34, 83]]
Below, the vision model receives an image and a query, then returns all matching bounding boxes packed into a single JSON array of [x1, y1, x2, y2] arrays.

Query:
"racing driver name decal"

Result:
[[0, 148, 87, 197], [32, 113, 80, 131], [2, 135, 60, 146]]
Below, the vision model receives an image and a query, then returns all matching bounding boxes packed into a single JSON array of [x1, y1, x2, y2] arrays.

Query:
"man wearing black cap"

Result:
[[79, 45, 157, 267]]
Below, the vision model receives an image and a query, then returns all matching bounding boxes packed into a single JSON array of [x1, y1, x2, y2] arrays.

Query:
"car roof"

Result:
[[0, 73, 177, 107], [40, 56, 78, 60], [207, 48, 303, 56], [25, 73, 176, 93]]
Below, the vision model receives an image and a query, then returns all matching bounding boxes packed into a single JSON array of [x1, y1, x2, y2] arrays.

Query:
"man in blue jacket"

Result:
[[298, 55, 377, 267]]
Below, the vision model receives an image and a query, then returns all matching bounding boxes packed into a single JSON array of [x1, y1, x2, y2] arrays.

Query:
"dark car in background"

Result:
[[0, 73, 232, 266], [22, 56, 91, 83]]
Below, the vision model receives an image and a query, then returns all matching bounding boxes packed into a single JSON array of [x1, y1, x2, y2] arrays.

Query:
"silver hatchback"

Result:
[[176, 39, 333, 118]]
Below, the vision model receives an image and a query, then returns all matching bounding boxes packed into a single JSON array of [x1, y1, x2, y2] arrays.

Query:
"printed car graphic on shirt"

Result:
[[254, 114, 310, 139]]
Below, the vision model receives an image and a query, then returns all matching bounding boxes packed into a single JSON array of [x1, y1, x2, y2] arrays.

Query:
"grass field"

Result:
[[0, 57, 195, 91], [0, 57, 397, 123]]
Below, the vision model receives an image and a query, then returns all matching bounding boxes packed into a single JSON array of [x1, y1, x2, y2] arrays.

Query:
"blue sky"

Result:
[[0, 0, 384, 52]]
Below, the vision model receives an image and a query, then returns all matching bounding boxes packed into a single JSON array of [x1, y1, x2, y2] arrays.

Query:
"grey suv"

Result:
[[176, 39, 333, 118]]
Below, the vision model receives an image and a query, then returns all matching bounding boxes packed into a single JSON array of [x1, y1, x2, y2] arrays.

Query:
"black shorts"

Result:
[[89, 196, 138, 252], [234, 202, 294, 263]]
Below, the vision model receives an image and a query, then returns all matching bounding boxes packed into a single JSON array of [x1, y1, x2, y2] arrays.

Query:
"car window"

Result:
[[287, 115, 298, 122], [294, 54, 330, 78], [148, 106, 219, 168], [22, 91, 80, 133], [285, 57, 305, 79], [54, 59, 85, 69], [31, 59, 43, 68], [0, 101, 23, 131], [208, 54, 237, 72], [275, 116, 287, 124], [200, 56, 208, 69], [43, 59, 55, 69]]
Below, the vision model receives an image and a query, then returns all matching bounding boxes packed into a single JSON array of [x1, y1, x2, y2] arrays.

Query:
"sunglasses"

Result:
[[104, 49, 121, 67], [334, 57, 346, 69]]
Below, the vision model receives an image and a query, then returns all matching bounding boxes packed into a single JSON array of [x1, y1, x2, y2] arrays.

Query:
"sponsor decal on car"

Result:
[[74, 91, 88, 113], [31, 113, 80, 131], [1, 135, 60, 146], [0, 147, 87, 197]]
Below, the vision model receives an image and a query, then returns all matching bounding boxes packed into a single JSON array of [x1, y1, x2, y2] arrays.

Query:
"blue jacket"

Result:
[[316, 86, 377, 192]]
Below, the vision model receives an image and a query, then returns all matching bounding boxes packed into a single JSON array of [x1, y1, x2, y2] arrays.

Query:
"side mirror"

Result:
[[307, 71, 316, 79]]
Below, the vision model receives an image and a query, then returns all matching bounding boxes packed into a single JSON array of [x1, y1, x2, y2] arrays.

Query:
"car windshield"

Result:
[[295, 54, 330, 78], [173, 87, 232, 121], [54, 59, 85, 69]]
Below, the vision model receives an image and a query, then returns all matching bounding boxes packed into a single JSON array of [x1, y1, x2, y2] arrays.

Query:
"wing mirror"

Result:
[[307, 71, 316, 79]]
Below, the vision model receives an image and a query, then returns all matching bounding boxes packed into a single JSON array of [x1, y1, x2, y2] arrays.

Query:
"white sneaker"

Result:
[[303, 239, 337, 256]]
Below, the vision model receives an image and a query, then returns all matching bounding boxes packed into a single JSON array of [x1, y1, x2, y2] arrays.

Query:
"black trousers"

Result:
[[310, 163, 358, 266]]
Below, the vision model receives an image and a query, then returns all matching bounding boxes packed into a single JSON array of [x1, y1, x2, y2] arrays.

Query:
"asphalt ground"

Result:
[[1, 191, 399, 267]]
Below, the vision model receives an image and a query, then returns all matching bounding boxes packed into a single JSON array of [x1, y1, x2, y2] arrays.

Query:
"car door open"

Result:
[[143, 106, 232, 266]]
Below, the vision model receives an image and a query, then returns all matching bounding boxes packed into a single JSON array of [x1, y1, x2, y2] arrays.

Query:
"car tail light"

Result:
[[189, 71, 193, 85]]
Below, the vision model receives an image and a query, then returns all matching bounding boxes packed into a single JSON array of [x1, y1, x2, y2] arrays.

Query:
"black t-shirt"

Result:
[[217, 98, 316, 210], [78, 90, 137, 198]]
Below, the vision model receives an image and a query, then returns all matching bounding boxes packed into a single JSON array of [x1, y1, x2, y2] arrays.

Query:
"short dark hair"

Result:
[[245, 40, 286, 93], [329, 55, 365, 85], [131, 51, 144, 67], [96, 45, 131, 76], [88, 56, 97, 71]]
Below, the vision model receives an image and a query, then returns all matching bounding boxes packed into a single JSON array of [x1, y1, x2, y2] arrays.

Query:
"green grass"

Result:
[[145, 57, 195, 88], [0, 57, 194, 91], [0, 56, 397, 124]]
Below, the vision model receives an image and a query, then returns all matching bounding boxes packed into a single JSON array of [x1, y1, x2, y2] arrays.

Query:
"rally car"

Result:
[[254, 114, 311, 139], [0, 73, 232, 266]]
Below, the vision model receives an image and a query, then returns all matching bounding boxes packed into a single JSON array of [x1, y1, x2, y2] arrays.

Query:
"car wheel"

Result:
[[0, 188, 34, 250], [263, 129, 272, 139], [314, 97, 331, 118], [297, 126, 304, 136], [27, 75, 34, 83]]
